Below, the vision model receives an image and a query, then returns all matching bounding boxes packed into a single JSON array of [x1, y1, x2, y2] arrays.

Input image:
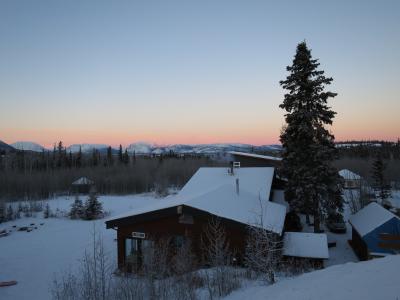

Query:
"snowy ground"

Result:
[[388, 190, 400, 208], [0, 194, 159, 300], [224, 255, 400, 300]]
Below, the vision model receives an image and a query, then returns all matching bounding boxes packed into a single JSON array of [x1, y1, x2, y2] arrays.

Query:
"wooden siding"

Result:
[[111, 206, 250, 270]]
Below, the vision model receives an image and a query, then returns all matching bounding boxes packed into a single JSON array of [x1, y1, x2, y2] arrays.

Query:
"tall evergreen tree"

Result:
[[118, 144, 123, 163], [106, 146, 113, 166], [279, 41, 342, 232], [84, 190, 103, 220], [372, 152, 391, 201]]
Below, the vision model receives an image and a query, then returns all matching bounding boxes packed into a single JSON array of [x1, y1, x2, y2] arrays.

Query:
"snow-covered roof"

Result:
[[283, 232, 329, 259], [109, 167, 287, 234], [349, 202, 399, 237], [339, 169, 361, 180], [228, 151, 282, 161], [72, 177, 94, 185]]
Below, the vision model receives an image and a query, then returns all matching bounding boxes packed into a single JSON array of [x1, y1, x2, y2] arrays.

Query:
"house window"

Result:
[[125, 238, 140, 265], [174, 235, 185, 248]]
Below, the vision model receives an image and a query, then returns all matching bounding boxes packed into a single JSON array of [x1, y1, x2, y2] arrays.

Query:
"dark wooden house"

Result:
[[106, 167, 286, 272], [349, 202, 400, 260]]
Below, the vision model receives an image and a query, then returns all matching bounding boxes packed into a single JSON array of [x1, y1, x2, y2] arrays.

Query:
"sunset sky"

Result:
[[1, 0, 399, 148]]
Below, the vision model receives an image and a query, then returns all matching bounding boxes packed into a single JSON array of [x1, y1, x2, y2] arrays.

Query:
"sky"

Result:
[[0, 0, 399, 148]]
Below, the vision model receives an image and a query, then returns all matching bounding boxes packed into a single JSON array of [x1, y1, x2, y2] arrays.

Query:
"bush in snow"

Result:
[[43, 203, 52, 218], [6, 204, 15, 221], [69, 195, 84, 219], [201, 218, 241, 298], [245, 226, 282, 284]]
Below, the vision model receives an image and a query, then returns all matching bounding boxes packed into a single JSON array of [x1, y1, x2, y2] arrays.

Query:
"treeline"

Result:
[[0, 142, 223, 200], [337, 140, 400, 159]]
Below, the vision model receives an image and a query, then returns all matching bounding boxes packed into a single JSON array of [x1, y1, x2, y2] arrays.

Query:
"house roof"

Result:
[[283, 232, 329, 259], [108, 167, 287, 234], [72, 177, 94, 185], [349, 202, 399, 237], [339, 169, 361, 180], [228, 151, 282, 161]]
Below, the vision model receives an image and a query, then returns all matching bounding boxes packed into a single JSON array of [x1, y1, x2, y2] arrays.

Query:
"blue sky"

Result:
[[1, 0, 399, 146]]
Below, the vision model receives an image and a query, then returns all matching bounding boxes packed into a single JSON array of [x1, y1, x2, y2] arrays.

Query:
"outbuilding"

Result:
[[339, 169, 362, 189], [283, 232, 329, 269], [106, 167, 286, 272], [71, 177, 94, 194], [349, 202, 400, 260]]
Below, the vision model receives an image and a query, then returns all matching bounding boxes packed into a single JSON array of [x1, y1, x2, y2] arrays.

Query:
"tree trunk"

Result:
[[313, 197, 320, 233]]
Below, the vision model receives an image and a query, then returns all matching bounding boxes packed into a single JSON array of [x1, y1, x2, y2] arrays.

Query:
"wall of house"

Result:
[[350, 227, 369, 260], [230, 155, 281, 168], [115, 212, 249, 270]]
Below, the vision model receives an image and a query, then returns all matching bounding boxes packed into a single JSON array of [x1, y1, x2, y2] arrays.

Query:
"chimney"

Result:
[[236, 178, 239, 195]]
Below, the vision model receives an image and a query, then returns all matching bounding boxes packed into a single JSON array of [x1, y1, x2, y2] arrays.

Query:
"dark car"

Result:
[[326, 213, 347, 234]]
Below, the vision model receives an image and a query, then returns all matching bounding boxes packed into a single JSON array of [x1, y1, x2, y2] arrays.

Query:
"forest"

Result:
[[0, 142, 223, 200]]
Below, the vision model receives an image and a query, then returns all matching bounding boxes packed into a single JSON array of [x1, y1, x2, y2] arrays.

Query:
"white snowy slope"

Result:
[[126, 142, 153, 154], [225, 255, 400, 300], [66, 143, 110, 153], [11, 141, 46, 152]]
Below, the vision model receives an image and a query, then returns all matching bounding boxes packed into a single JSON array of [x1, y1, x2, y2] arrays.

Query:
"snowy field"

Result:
[[0, 194, 159, 300], [224, 254, 400, 300]]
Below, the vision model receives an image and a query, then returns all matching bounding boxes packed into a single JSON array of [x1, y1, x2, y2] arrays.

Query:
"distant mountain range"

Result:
[[2, 141, 282, 155], [11, 141, 45, 152]]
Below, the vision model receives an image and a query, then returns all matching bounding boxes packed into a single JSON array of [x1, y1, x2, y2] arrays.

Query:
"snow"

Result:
[[109, 167, 287, 234], [388, 190, 400, 208], [283, 232, 329, 259], [228, 151, 282, 161], [224, 255, 400, 300], [10, 141, 45, 152], [0, 194, 159, 300], [349, 202, 399, 237], [71, 176, 94, 185], [339, 169, 361, 180]]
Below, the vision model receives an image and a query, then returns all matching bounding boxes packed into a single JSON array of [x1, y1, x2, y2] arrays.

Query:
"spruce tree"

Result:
[[84, 190, 103, 220], [118, 144, 123, 163], [107, 146, 113, 166], [372, 152, 391, 201], [70, 195, 84, 219], [279, 41, 342, 232], [0, 200, 5, 223]]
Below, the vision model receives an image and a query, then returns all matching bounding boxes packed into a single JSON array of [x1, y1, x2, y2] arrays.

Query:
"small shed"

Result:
[[283, 232, 329, 269], [71, 177, 94, 194], [349, 202, 400, 260], [339, 169, 361, 189]]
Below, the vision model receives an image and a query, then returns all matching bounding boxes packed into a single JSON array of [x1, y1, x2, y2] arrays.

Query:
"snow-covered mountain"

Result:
[[11, 141, 46, 152], [126, 142, 153, 154], [126, 142, 282, 155], [6, 140, 281, 155], [67, 144, 110, 153]]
